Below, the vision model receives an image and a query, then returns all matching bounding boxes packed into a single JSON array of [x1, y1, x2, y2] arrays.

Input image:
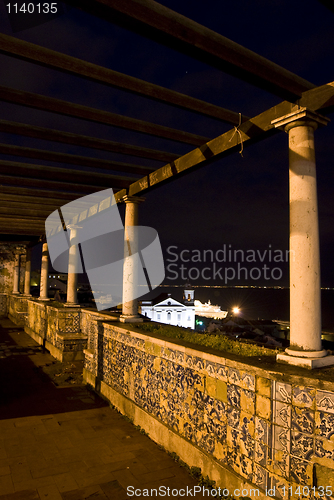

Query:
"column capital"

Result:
[[271, 107, 330, 132], [122, 195, 145, 205]]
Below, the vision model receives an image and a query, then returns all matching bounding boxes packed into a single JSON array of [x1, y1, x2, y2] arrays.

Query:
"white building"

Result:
[[140, 287, 195, 329]]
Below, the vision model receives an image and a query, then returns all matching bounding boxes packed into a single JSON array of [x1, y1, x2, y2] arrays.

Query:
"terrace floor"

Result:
[[0, 318, 205, 500]]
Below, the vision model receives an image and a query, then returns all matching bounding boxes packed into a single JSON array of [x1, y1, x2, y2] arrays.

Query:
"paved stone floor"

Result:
[[0, 318, 205, 499]]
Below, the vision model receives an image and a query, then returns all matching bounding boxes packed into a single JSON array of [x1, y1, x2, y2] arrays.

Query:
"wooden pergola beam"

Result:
[[0, 198, 72, 210], [63, 0, 315, 100], [0, 159, 139, 186], [0, 207, 52, 218], [0, 143, 154, 176], [0, 119, 178, 163], [0, 186, 83, 202], [0, 173, 130, 192], [0, 34, 247, 126], [0, 203, 58, 214], [0, 86, 210, 146], [114, 80, 334, 202]]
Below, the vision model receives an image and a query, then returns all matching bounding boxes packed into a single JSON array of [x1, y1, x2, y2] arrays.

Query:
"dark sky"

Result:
[[0, 0, 333, 287]]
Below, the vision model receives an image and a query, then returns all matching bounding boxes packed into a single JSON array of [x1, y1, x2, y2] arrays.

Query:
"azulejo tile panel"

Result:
[[82, 324, 334, 495]]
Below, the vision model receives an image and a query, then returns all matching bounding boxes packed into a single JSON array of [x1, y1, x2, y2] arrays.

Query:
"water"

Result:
[[142, 286, 334, 330]]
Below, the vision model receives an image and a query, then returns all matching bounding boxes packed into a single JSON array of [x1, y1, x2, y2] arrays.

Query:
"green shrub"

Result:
[[136, 322, 279, 358]]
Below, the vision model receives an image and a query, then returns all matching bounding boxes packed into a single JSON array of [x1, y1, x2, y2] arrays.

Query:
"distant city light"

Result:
[[233, 307, 240, 314]]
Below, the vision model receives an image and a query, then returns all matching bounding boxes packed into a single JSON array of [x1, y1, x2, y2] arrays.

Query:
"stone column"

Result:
[[66, 226, 80, 306], [120, 196, 145, 323], [39, 241, 50, 301], [23, 247, 32, 296], [272, 108, 334, 368], [12, 253, 20, 294]]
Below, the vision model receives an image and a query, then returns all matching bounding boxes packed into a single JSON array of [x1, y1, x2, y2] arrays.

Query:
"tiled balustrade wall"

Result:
[[83, 322, 334, 499]]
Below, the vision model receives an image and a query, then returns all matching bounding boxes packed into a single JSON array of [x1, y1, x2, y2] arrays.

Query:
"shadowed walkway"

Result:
[[0, 319, 206, 500]]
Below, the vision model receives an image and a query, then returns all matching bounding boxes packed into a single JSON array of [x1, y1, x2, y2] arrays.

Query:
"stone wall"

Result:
[[22, 298, 87, 361], [0, 293, 8, 318], [0, 243, 26, 293], [83, 322, 334, 500], [8, 294, 28, 326]]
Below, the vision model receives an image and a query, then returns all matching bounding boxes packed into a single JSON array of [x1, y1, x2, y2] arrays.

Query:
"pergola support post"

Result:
[[23, 247, 32, 296], [66, 226, 80, 307], [12, 252, 20, 294], [39, 241, 50, 301], [272, 108, 334, 368], [120, 195, 145, 323]]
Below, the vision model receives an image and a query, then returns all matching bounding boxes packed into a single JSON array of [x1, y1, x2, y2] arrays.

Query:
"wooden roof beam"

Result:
[[0, 186, 83, 202], [0, 119, 178, 163], [0, 201, 60, 213], [0, 34, 247, 126], [0, 86, 210, 146], [0, 159, 139, 186], [0, 143, 155, 176], [63, 0, 315, 101], [0, 173, 131, 192], [0, 207, 53, 218], [114, 80, 334, 201]]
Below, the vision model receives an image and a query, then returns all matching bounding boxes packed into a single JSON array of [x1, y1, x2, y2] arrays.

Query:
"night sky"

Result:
[[0, 0, 333, 288]]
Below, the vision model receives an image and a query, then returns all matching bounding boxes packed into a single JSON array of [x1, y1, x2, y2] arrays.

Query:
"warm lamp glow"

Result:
[[233, 307, 240, 314]]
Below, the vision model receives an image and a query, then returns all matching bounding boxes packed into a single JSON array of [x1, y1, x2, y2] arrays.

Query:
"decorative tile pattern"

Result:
[[290, 457, 312, 484], [241, 372, 255, 391], [227, 406, 240, 429], [316, 390, 334, 414], [273, 425, 290, 453], [316, 412, 334, 439], [291, 407, 314, 434], [315, 439, 334, 459], [255, 417, 271, 446], [292, 387, 316, 408], [227, 384, 240, 407], [273, 401, 291, 428], [271, 451, 290, 479], [253, 465, 268, 490], [255, 441, 267, 466], [77, 317, 334, 497], [274, 381, 292, 403], [290, 431, 314, 460], [228, 367, 241, 385]]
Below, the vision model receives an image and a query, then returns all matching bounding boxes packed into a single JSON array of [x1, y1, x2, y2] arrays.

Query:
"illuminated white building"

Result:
[[140, 286, 195, 329]]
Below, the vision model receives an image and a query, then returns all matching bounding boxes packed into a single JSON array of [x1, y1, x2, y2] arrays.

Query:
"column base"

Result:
[[64, 303, 81, 308], [22, 294, 32, 297], [277, 351, 334, 369], [12, 291, 20, 295], [285, 347, 327, 358], [120, 314, 143, 323], [38, 297, 51, 302]]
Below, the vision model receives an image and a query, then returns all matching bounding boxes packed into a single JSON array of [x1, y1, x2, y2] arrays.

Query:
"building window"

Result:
[[188, 316, 191, 321], [177, 313, 181, 321], [167, 312, 171, 321], [157, 313, 161, 320]]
